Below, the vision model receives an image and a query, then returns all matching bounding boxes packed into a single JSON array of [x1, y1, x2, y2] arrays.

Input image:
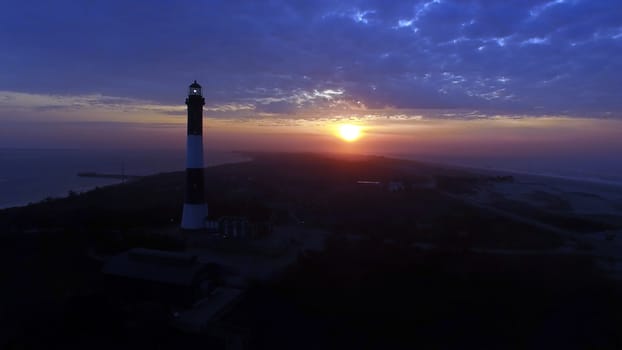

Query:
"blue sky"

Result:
[[2, 0, 621, 115], [1, 0, 621, 158]]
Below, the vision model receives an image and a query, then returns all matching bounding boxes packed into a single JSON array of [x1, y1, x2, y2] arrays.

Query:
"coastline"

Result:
[[449, 163, 622, 188], [0, 178, 123, 210], [388, 154, 622, 188], [0, 150, 251, 210], [3, 150, 620, 222]]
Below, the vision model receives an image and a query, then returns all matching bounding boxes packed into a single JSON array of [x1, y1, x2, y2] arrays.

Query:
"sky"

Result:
[[1, 0, 621, 174]]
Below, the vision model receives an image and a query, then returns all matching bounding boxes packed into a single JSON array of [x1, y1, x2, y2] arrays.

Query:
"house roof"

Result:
[[102, 248, 208, 286]]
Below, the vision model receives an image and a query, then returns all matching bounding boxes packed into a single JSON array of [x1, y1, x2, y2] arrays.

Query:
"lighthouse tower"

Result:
[[181, 80, 208, 230]]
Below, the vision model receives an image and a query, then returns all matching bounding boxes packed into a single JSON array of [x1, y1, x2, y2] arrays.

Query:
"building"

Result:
[[102, 248, 220, 307], [181, 80, 208, 230]]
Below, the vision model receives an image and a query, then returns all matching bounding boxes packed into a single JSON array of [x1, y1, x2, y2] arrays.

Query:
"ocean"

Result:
[[0, 148, 247, 209]]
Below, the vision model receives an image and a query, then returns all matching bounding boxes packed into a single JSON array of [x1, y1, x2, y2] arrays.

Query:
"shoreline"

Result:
[[387, 154, 622, 188], [0, 178, 123, 210], [2, 150, 619, 211], [0, 152, 252, 211]]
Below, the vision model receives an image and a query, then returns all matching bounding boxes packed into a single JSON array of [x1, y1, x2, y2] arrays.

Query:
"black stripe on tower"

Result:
[[185, 168, 205, 204], [186, 95, 205, 135]]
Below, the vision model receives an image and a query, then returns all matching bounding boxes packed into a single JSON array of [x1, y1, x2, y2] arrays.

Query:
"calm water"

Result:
[[0, 148, 246, 209]]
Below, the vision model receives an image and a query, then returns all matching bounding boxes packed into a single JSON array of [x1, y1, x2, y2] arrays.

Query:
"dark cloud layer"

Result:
[[1, 0, 621, 116]]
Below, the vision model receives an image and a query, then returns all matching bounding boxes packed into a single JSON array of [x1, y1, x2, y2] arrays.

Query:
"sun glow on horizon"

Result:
[[337, 124, 362, 142]]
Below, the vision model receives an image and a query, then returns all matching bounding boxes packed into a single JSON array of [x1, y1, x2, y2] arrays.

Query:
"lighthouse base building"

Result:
[[181, 201, 208, 230]]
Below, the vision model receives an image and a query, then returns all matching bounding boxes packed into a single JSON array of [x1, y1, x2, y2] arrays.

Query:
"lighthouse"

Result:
[[181, 80, 208, 230]]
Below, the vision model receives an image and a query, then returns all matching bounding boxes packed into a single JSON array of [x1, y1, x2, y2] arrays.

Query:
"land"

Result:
[[77, 172, 143, 181], [1, 153, 621, 349]]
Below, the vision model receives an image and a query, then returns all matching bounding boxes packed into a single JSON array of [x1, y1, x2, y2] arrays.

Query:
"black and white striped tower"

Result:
[[181, 80, 208, 230]]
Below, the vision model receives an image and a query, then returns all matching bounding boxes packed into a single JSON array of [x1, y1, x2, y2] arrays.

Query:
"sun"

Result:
[[337, 124, 362, 142]]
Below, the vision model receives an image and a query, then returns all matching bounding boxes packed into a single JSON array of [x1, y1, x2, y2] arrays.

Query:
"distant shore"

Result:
[[387, 154, 622, 188], [454, 163, 622, 188], [0, 149, 250, 210], [2, 150, 620, 219]]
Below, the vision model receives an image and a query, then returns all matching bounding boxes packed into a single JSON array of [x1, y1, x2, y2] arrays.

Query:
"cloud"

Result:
[[0, 0, 621, 118], [0, 91, 256, 120], [0, 91, 182, 115]]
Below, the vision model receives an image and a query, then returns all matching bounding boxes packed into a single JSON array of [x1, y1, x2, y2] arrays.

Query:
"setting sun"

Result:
[[337, 124, 362, 142]]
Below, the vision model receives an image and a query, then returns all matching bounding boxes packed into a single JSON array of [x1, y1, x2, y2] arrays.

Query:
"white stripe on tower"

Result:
[[181, 203, 207, 229], [186, 135, 204, 169]]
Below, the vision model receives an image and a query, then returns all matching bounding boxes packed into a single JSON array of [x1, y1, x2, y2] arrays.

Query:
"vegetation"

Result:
[[1, 153, 619, 349]]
